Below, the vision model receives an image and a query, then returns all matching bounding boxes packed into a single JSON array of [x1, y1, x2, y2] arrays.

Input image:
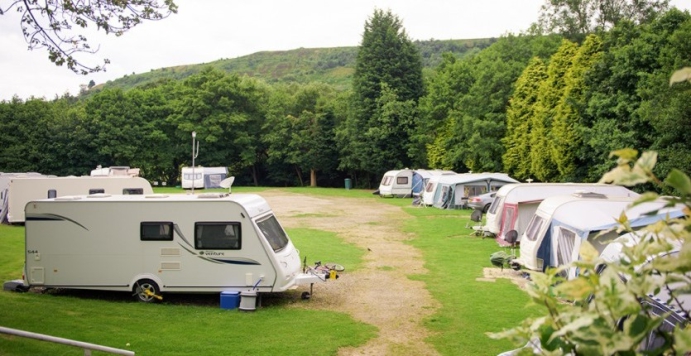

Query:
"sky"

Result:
[[2, 0, 691, 101]]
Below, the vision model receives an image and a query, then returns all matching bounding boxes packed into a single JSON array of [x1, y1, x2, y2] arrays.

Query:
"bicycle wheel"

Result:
[[324, 263, 345, 272]]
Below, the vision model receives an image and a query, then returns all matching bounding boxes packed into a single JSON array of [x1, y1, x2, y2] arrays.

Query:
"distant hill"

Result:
[[92, 38, 496, 92]]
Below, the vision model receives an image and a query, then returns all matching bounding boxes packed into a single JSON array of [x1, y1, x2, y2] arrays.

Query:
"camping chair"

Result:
[[466, 209, 483, 236], [412, 192, 426, 208], [504, 230, 518, 259]]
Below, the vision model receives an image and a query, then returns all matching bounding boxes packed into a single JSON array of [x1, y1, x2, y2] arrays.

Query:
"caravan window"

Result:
[[123, 188, 144, 195], [195, 222, 241, 250], [47, 189, 57, 199], [525, 215, 545, 242], [256, 214, 289, 252], [425, 182, 434, 192], [488, 196, 503, 215], [464, 185, 486, 198], [141, 222, 174, 241], [396, 177, 408, 185], [556, 228, 577, 266], [184, 173, 203, 180], [381, 176, 393, 186], [89, 188, 105, 194]]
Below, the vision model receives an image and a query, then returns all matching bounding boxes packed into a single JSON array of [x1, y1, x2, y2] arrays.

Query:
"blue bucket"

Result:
[[220, 291, 240, 309]]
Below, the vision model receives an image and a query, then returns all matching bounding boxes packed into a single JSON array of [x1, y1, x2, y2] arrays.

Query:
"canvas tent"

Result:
[[428, 173, 518, 209], [513, 193, 685, 274], [484, 183, 639, 247]]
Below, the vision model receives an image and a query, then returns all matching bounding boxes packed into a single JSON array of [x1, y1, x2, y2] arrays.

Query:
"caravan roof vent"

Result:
[[87, 193, 111, 198], [145, 194, 169, 199], [55, 196, 82, 201], [197, 193, 229, 199], [572, 191, 607, 199]]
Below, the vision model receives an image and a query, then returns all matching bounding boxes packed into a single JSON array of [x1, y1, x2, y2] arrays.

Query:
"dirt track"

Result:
[[260, 191, 441, 356]]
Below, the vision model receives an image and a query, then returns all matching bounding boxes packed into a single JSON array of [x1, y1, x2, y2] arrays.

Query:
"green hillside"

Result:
[[94, 38, 495, 92]]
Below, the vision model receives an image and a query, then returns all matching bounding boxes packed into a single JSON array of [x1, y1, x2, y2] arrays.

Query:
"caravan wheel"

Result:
[[133, 279, 161, 303]]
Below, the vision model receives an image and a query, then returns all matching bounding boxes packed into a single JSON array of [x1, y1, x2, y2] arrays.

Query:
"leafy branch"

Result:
[[0, 0, 178, 74]]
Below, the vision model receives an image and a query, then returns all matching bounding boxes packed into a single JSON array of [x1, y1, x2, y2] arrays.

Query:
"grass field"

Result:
[[0, 187, 537, 355]]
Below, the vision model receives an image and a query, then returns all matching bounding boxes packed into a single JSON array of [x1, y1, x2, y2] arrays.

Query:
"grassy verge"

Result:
[[288, 228, 365, 272], [400, 205, 539, 355]]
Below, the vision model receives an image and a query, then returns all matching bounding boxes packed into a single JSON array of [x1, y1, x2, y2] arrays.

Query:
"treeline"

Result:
[[1, 8, 690, 189]]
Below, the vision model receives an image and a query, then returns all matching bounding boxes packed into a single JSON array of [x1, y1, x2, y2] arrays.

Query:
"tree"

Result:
[[634, 9, 691, 182], [340, 9, 424, 185], [581, 9, 691, 182], [416, 53, 474, 169], [530, 39, 577, 182], [439, 33, 561, 173], [0, 0, 178, 74], [168, 67, 268, 186], [503, 57, 548, 181], [352, 9, 424, 119], [551, 34, 603, 181], [538, 0, 670, 40], [263, 83, 339, 187]]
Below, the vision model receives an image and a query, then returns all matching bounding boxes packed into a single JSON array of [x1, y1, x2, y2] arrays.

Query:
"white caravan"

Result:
[[424, 173, 518, 209], [512, 192, 685, 273], [5, 176, 153, 224], [378, 169, 455, 198], [22, 193, 324, 302], [0, 172, 49, 222], [181, 166, 204, 189], [485, 183, 638, 246]]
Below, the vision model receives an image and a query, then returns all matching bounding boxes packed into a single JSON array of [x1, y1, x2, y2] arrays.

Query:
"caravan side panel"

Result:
[[23, 194, 303, 294]]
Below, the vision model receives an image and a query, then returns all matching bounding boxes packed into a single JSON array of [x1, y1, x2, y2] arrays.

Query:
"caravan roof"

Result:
[[495, 183, 638, 204]]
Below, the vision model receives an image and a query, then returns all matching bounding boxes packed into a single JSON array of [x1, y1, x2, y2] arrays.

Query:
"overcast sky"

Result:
[[2, 0, 691, 101]]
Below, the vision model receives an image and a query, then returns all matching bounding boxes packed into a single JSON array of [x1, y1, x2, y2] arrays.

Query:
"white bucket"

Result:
[[239, 291, 258, 311]]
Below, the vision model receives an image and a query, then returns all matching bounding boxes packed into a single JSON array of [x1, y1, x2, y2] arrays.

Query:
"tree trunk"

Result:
[[310, 169, 317, 187], [294, 166, 304, 186], [252, 165, 259, 186]]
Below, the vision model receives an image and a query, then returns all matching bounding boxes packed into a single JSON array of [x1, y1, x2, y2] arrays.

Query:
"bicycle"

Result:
[[304, 261, 345, 276], [300, 260, 344, 300]]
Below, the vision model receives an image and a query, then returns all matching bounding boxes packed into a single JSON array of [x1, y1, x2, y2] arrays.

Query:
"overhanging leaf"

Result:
[[579, 240, 599, 263], [664, 169, 691, 197], [675, 326, 691, 354], [670, 67, 691, 85]]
